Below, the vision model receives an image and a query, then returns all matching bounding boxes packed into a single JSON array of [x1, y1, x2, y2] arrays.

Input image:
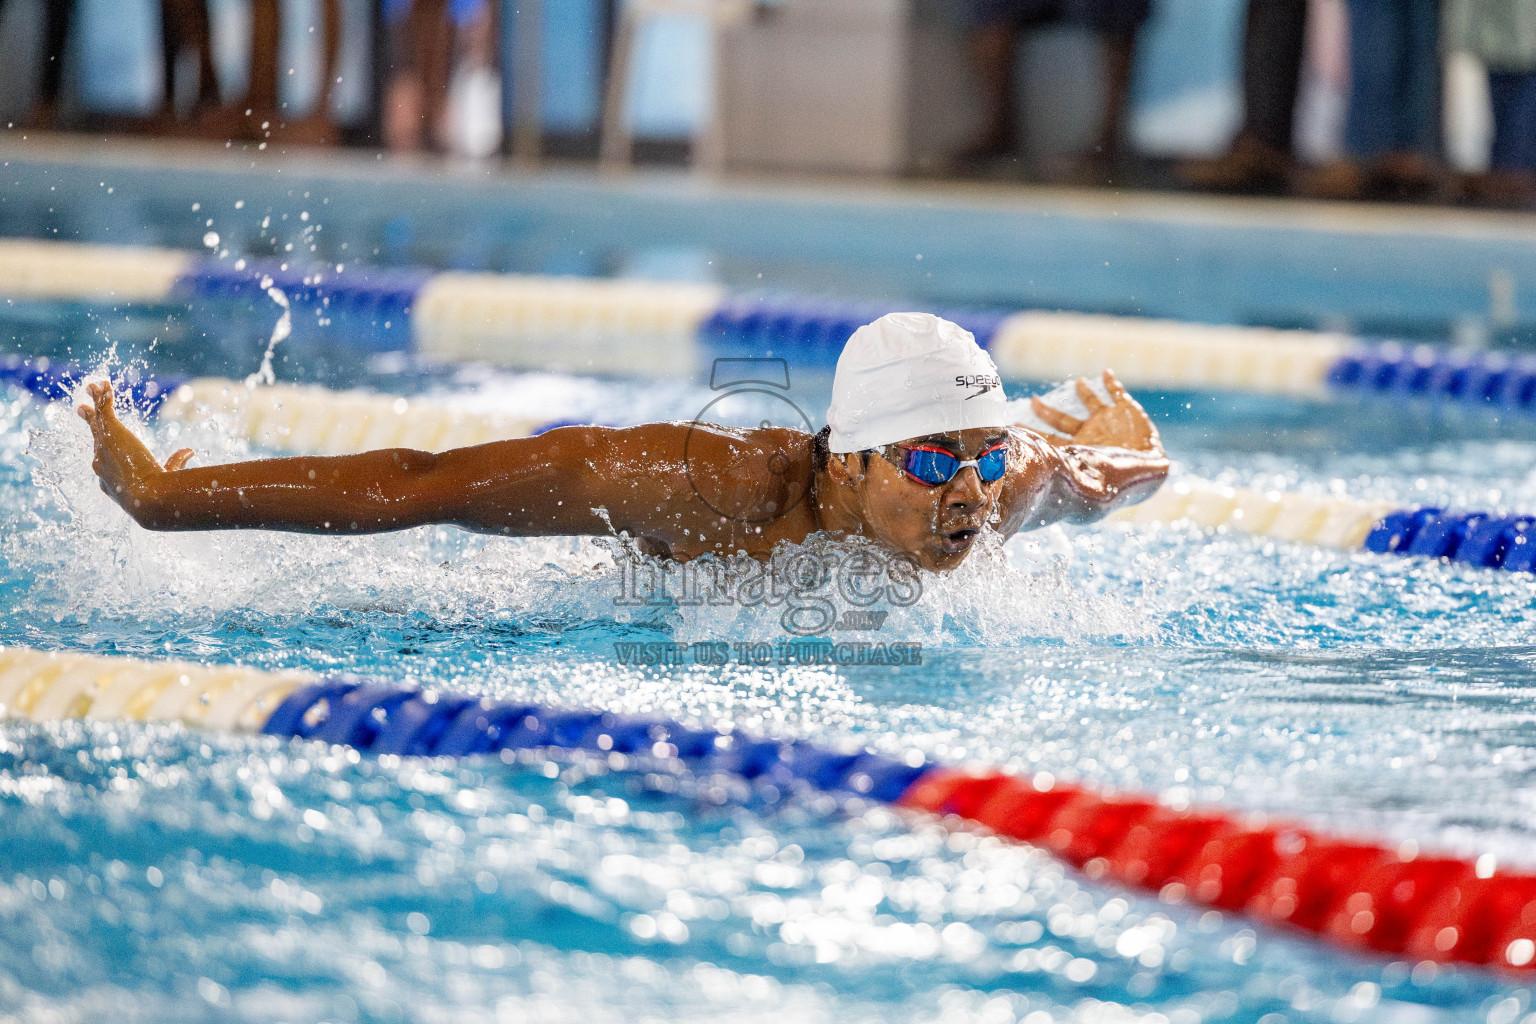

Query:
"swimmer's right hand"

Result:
[[77, 381, 194, 520]]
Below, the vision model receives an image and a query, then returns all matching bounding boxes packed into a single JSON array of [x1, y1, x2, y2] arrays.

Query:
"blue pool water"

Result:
[[5, 147, 1536, 1021], [3, 350, 1536, 1022]]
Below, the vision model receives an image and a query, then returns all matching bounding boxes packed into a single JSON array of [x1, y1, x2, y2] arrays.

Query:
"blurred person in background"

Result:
[[239, 0, 342, 144], [1301, 0, 1447, 199], [1445, 0, 1536, 204], [383, 0, 501, 156], [0, 0, 74, 129], [1178, 0, 1307, 192], [2, 0, 223, 135], [953, 0, 1150, 182], [155, 0, 223, 131]]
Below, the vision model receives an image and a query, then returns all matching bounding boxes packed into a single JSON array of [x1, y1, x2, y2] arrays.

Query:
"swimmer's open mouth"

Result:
[[940, 528, 979, 554]]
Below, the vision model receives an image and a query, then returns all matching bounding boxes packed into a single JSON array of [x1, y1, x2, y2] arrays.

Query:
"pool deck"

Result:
[[4, 130, 1536, 336], [7, 130, 1536, 241]]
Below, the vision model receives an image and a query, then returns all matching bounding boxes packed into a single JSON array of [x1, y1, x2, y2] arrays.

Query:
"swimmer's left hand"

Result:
[[1028, 370, 1161, 452]]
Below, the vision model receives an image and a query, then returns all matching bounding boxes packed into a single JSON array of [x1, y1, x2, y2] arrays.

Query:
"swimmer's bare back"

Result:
[[78, 372, 1167, 568]]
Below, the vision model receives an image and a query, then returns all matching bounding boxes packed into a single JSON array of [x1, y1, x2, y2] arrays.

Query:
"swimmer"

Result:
[[78, 312, 1167, 572]]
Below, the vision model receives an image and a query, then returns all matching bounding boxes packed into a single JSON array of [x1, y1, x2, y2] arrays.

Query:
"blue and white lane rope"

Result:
[[1109, 479, 1536, 573], [2, 644, 1536, 971], [5, 238, 1536, 411]]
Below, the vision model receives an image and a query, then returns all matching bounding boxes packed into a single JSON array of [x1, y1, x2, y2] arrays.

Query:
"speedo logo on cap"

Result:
[[955, 373, 1001, 399]]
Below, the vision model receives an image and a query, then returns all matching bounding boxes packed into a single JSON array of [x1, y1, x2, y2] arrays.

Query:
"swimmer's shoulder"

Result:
[[1004, 424, 1057, 467], [526, 422, 815, 491]]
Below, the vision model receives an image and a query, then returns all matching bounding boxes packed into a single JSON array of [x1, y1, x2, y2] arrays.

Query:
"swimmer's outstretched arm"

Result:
[[1000, 370, 1168, 532], [77, 381, 683, 538]]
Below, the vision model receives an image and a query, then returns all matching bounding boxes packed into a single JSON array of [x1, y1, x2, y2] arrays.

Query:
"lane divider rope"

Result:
[[2, 355, 542, 455], [0, 645, 1532, 971], [987, 312, 1348, 397], [1107, 480, 1399, 551], [412, 271, 721, 377], [1113, 477, 1536, 572], [0, 238, 191, 303], [156, 378, 543, 455], [6, 239, 1535, 411]]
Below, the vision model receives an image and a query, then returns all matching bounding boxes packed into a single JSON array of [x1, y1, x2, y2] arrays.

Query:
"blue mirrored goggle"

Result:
[[882, 443, 1009, 486]]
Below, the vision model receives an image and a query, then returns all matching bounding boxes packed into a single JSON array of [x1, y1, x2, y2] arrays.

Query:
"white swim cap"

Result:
[[826, 312, 1008, 454]]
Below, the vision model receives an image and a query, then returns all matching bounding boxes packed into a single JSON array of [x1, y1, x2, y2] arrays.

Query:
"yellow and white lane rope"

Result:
[[988, 311, 1350, 397], [1109, 478, 1397, 550], [156, 379, 542, 455], [411, 273, 724, 377], [0, 239, 192, 304], [0, 648, 303, 733]]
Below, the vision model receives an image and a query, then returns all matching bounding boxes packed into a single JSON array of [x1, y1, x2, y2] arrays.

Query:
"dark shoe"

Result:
[[271, 114, 338, 148], [19, 100, 58, 131], [1370, 151, 1453, 202], [1039, 148, 1121, 187], [1177, 134, 1290, 192], [1462, 169, 1536, 208], [947, 130, 1021, 176], [1295, 159, 1366, 201]]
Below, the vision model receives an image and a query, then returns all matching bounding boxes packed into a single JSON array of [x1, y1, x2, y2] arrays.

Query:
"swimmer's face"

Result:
[[833, 427, 1009, 572]]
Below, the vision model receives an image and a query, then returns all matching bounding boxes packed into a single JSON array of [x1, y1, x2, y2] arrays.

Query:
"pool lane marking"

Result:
[[0, 357, 544, 456], [411, 271, 721, 378], [0, 238, 190, 303], [6, 238, 1536, 413], [155, 378, 543, 455], [1107, 480, 1398, 551], [987, 312, 1346, 398], [0, 645, 1533, 972], [1110, 478, 1536, 572]]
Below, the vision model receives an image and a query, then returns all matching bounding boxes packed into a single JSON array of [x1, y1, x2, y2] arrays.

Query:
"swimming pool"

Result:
[[5, 148, 1536, 1023]]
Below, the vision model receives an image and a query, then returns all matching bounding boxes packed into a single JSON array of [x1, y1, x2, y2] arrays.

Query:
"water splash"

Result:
[[244, 278, 291, 390], [9, 383, 1536, 1020]]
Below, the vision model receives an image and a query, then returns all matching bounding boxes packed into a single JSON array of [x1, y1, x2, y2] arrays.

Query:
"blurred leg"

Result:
[[1079, 0, 1149, 161], [159, 0, 179, 116], [1038, 0, 1145, 182], [33, 0, 75, 123], [1354, 0, 1445, 195], [283, 0, 343, 142], [1094, 30, 1135, 162], [416, 0, 453, 149], [248, 0, 280, 114], [1343, 0, 1398, 161], [191, 0, 219, 106], [160, 0, 222, 115], [1461, 70, 1536, 205], [313, 0, 342, 116], [383, 0, 426, 152], [967, 21, 1019, 157], [1180, 0, 1306, 189], [384, 0, 450, 151], [1394, 0, 1439, 158], [1489, 71, 1536, 174], [1243, 0, 1308, 153]]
